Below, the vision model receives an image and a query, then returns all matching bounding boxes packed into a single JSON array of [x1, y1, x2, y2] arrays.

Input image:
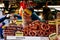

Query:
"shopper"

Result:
[[43, 1, 51, 20], [0, 22, 5, 39], [3, 0, 9, 11]]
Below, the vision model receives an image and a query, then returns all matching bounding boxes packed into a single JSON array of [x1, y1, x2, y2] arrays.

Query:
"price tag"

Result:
[[16, 20, 22, 25], [15, 31, 23, 36], [48, 20, 56, 25], [49, 33, 57, 40]]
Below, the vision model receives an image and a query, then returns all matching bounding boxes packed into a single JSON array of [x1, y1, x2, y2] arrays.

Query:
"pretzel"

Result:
[[41, 23, 50, 31], [23, 30, 29, 36], [29, 30, 36, 36]]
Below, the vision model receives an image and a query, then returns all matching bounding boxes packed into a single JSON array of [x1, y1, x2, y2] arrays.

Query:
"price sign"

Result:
[[16, 20, 22, 25], [48, 20, 56, 25], [15, 31, 23, 36]]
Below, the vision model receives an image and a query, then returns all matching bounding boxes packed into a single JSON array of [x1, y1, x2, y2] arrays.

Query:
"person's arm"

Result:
[[0, 14, 10, 23], [0, 16, 6, 23], [14, 14, 22, 19], [0, 22, 5, 28], [31, 12, 45, 22], [31, 12, 40, 20]]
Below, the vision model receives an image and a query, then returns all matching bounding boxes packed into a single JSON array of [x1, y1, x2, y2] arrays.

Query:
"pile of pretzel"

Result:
[[3, 24, 23, 37], [23, 20, 56, 37]]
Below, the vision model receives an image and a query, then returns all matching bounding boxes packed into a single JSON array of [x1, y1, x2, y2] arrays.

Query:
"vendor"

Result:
[[43, 1, 51, 20]]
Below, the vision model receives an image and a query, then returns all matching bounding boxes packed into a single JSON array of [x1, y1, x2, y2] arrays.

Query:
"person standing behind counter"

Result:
[[43, 1, 51, 20]]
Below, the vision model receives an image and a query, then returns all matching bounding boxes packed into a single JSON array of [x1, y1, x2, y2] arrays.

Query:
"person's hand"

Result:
[[6, 14, 10, 18], [6, 14, 10, 19]]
